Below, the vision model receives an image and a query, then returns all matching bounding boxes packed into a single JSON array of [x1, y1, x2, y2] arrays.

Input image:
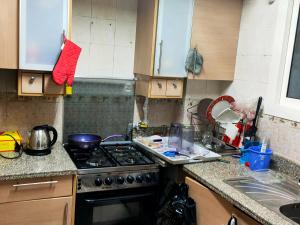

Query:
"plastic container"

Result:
[[240, 141, 260, 164], [242, 146, 273, 171]]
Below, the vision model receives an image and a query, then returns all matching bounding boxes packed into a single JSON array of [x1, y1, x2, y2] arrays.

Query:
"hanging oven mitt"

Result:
[[185, 48, 203, 75], [52, 38, 81, 86]]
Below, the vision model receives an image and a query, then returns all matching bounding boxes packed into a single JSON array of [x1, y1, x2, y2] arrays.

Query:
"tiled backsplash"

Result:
[[63, 78, 135, 142], [258, 115, 300, 163], [0, 70, 63, 142]]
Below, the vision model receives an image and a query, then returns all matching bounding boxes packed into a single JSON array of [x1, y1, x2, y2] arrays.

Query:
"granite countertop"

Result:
[[184, 157, 296, 225], [0, 143, 77, 181]]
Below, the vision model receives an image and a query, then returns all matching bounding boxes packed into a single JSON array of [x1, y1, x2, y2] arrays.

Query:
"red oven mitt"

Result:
[[52, 38, 81, 86]]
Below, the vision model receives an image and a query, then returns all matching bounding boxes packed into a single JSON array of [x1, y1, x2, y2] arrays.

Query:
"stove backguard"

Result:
[[63, 78, 135, 142]]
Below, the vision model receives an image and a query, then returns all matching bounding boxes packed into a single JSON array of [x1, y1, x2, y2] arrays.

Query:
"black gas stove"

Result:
[[64, 141, 159, 193]]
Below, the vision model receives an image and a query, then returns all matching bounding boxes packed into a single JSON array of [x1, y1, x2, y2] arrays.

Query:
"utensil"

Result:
[[168, 123, 183, 151], [68, 133, 102, 150], [26, 125, 58, 156], [206, 95, 238, 124], [245, 96, 263, 140], [181, 125, 195, 154], [163, 151, 190, 158], [197, 98, 213, 122]]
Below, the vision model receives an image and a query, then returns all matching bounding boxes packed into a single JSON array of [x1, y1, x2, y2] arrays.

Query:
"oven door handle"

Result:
[[83, 192, 154, 206]]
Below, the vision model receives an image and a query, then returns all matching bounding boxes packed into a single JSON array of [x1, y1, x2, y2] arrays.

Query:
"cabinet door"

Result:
[[186, 177, 233, 225], [188, 0, 242, 80], [154, 0, 194, 77], [0, 0, 18, 69], [232, 207, 261, 225], [0, 197, 72, 225], [186, 177, 261, 225], [19, 0, 69, 71]]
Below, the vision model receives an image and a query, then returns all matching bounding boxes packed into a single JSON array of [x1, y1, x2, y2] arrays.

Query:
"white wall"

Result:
[[73, 0, 137, 79], [222, 0, 278, 102], [222, 0, 300, 163]]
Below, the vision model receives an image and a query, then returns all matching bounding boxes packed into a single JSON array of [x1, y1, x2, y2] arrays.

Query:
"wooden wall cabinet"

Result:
[[0, 0, 18, 69], [18, 71, 65, 96], [188, 0, 243, 81], [185, 177, 262, 225], [136, 76, 184, 99], [134, 0, 193, 99], [0, 175, 76, 225]]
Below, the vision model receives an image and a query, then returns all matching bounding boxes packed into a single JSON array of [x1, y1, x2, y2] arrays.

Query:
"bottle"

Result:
[[260, 135, 269, 153]]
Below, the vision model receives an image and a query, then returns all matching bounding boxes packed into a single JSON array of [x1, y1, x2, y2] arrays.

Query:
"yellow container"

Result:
[[0, 131, 22, 152]]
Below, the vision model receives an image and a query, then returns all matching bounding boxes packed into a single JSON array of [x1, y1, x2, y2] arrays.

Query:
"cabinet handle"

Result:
[[63, 202, 69, 225], [13, 180, 58, 188], [157, 40, 163, 74], [157, 82, 162, 89], [29, 76, 35, 84], [172, 83, 177, 89]]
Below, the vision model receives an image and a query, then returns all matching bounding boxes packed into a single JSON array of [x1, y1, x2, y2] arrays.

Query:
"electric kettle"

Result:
[[26, 125, 58, 156]]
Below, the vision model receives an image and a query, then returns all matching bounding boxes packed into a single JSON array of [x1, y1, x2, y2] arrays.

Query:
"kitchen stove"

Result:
[[64, 141, 159, 193]]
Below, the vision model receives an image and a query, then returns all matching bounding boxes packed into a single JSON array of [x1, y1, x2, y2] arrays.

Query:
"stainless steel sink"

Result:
[[224, 176, 300, 224], [280, 203, 300, 224]]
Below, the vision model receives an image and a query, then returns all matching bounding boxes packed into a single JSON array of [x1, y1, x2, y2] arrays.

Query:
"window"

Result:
[[266, 0, 300, 122], [286, 7, 300, 100]]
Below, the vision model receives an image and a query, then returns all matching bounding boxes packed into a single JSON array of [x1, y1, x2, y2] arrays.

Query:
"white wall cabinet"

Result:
[[19, 0, 69, 71], [73, 0, 137, 80], [154, 0, 194, 77]]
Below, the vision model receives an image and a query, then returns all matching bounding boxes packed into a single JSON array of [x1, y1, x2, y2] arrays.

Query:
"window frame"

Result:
[[266, 0, 300, 122]]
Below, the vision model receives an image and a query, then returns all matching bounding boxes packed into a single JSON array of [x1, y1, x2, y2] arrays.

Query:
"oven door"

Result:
[[75, 188, 157, 225]]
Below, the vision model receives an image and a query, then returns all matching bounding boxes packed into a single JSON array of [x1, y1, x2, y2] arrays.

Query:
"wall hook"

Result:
[[269, 0, 275, 5]]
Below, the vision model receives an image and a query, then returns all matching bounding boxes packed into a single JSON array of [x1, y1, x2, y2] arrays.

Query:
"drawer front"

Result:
[[0, 176, 73, 204], [150, 79, 166, 97], [166, 79, 183, 97], [0, 196, 72, 225], [21, 73, 43, 94], [44, 74, 64, 95]]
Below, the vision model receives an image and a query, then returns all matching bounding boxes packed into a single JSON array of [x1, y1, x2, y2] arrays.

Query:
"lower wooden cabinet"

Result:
[[0, 175, 76, 225], [185, 177, 261, 225], [0, 197, 72, 225]]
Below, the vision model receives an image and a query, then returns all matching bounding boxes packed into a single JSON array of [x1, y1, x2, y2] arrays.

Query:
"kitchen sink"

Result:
[[280, 203, 300, 224], [224, 176, 300, 224]]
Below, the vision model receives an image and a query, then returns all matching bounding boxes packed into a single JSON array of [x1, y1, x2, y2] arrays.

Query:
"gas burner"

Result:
[[64, 142, 154, 169], [126, 157, 135, 164], [115, 145, 134, 152], [86, 158, 103, 167], [103, 144, 154, 166], [64, 141, 159, 193]]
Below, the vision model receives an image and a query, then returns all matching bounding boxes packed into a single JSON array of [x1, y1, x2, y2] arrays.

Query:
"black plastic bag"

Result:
[[156, 183, 196, 225]]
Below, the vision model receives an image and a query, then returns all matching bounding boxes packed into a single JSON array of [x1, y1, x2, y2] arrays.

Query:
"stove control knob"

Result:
[[145, 174, 152, 183], [116, 176, 125, 184], [105, 177, 113, 185], [136, 175, 143, 183], [126, 175, 134, 184], [95, 178, 103, 186]]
